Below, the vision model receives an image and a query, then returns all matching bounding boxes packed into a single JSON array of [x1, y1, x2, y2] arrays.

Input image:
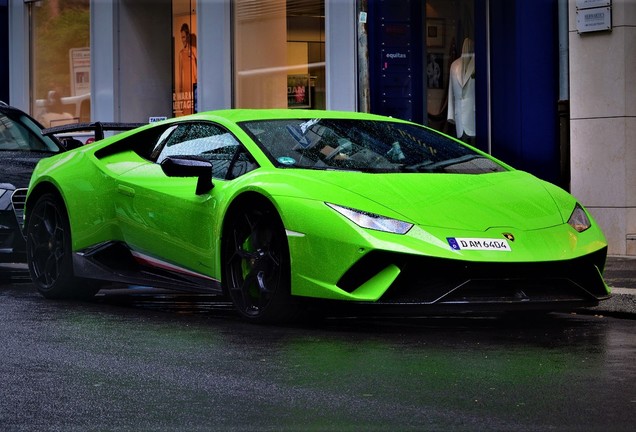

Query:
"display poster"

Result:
[[173, 16, 197, 117], [287, 74, 311, 108], [69, 47, 90, 96]]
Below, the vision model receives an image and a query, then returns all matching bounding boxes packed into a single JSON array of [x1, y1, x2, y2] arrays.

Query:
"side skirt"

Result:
[[72, 241, 222, 294]]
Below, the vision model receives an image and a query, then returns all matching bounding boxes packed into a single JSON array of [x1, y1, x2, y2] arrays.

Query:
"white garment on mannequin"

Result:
[[447, 39, 476, 139]]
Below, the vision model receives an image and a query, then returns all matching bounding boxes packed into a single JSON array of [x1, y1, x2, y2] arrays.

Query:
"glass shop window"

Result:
[[30, 0, 91, 127], [233, 0, 326, 109], [426, 0, 475, 144]]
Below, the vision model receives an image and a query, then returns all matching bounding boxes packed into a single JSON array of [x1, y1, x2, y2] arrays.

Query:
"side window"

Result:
[[149, 125, 179, 160], [155, 122, 257, 179], [0, 112, 58, 152]]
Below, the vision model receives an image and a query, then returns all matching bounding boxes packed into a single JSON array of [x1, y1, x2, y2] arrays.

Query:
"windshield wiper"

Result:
[[405, 154, 485, 172]]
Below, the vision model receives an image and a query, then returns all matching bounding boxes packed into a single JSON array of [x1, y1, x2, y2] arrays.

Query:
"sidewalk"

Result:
[[587, 255, 636, 317]]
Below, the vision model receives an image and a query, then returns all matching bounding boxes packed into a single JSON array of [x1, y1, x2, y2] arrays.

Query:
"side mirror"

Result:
[[160, 156, 214, 195]]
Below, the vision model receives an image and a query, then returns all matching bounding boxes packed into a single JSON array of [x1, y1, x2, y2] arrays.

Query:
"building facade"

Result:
[[568, 0, 636, 256], [5, 0, 635, 255]]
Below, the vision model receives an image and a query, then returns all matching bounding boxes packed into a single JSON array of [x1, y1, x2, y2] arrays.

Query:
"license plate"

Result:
[[447, 237, 511, 251]]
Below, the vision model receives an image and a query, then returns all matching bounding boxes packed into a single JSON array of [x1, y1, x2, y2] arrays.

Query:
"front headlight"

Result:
[[568, 203, 591, 232], [326, 203, 413, 234]]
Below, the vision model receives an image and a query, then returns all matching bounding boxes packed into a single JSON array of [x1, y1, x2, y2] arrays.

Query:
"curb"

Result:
[[584, 255, 636, 318], [585, 287, 636, 318]]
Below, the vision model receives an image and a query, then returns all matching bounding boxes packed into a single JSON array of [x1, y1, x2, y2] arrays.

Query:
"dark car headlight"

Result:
[[326, 203, 413, 234], [568, 203, 592, 233]]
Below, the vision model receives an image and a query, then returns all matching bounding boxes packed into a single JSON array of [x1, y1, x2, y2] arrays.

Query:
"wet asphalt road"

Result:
[[1, 277, 635, 432]]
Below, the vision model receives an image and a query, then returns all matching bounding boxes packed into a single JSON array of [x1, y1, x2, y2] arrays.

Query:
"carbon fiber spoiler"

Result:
[[42, 122, 146, 141]]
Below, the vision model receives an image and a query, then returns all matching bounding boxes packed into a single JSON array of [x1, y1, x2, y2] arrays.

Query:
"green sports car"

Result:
[[24, 109, 610, 322]]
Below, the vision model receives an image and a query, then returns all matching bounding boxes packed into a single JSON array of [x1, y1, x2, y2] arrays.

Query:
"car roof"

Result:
[[184, 109, 413, 125], [0, 101, 65, 149], [0, 101, 43, 124], [0, 101, 22, 115]]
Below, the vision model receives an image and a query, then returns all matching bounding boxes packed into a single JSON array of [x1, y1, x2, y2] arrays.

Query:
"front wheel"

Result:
[[26, 193, 98, 299], [223, 202, 298, 323]]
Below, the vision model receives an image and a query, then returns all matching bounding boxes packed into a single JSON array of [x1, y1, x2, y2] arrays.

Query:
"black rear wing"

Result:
[[42, 121, 146, 141]]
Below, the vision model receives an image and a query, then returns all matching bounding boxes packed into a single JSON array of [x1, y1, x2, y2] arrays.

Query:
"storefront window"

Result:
[[233, 0, 325, 109], [426, 0, 475, 143], [172, 0, 197, 117], [30, 0, 91, 127]]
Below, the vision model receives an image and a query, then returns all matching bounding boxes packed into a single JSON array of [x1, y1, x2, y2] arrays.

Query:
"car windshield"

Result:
[[0, 111, 61, 153], [240, 118, 506, 174]]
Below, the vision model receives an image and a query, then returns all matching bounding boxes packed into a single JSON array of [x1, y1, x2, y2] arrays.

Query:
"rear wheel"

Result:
[[223, 201, 298, 323], [26, 193, 98, 299]]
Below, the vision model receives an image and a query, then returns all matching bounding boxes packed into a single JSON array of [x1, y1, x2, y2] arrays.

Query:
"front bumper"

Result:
[[0, 187, 27, 263], [286, 206, 609, 311], [338, 247, 609, 308]]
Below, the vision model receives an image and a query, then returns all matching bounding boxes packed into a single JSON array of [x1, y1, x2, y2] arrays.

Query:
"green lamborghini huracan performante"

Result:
[[23, 109, 610, 322]]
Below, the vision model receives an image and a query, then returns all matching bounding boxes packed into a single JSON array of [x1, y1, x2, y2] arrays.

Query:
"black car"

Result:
[[1, 102, 145, 266], [0, 102, 66, 263]]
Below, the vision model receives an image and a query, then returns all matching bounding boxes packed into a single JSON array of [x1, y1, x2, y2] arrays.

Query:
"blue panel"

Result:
[[488, 0, 560, 183], [0, 0, 8, 102], [474, 0, 489, 153], [368, 0, 424, 123]]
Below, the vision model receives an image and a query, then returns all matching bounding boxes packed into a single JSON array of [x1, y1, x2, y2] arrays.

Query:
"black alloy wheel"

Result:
[[26, 193, 97, 299], [224, 204, 297, 323]]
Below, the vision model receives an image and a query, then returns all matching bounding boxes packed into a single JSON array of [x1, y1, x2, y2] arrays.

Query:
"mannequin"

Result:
[[447, 38, 475, 141]]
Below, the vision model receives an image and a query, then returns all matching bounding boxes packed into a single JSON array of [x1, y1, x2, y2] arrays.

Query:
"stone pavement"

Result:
[[587, 255, 636, 318]]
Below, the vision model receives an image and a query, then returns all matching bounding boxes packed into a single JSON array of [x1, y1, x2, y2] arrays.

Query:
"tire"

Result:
[[26, 193, 98, 300], [223, 201, 298, 323]]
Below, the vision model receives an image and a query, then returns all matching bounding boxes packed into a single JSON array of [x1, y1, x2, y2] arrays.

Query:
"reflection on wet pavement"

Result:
[[95, 286, 236, 315]]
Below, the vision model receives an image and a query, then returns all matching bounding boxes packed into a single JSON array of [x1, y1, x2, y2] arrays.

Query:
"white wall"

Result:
[[7, 0, 29, 111], [569, 0, 636, 255], [197, 0, 232, 111], [91, 0, 172, 123], [119, 0, 173, 121], [325, 0, 357, 111]]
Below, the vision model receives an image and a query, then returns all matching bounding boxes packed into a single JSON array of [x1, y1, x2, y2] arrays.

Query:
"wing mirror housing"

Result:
[[160, 156, 214, 195]]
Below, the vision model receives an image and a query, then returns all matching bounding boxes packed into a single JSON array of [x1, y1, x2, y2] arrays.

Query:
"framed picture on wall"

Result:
[[426, 19, 445, 48]]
